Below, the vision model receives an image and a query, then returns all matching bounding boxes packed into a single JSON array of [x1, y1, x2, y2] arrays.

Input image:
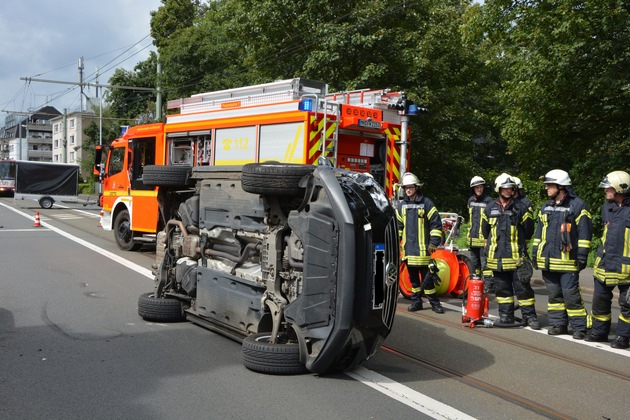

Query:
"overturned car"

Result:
[[138, 162, 399, 374]]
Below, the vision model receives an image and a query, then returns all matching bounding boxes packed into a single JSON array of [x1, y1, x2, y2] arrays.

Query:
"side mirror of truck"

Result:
[[93, 146, 103, 176]]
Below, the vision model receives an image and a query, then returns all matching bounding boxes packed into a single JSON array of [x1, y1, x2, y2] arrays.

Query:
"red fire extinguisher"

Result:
[[462, 275, 489, 328]]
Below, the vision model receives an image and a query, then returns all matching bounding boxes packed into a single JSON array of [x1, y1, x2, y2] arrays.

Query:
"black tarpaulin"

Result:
[[15, 161, 79, 195]]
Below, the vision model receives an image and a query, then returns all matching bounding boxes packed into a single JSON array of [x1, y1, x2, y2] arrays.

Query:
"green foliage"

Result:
[[105, 52, 159, 121], [480, 0, 629, 202]]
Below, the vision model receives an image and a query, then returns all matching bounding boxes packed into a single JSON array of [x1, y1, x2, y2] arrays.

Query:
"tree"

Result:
[[480, 0, 630, 193], [105, 52, 159, 121]]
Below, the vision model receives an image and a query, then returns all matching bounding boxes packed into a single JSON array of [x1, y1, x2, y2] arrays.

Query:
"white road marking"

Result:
[[440, 301, 630, 358], [346, 367, 476, 419]]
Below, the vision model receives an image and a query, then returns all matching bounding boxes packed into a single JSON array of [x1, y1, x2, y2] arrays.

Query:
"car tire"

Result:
[[113, 209, 143, 251], [39, 196, 54, 209], [137, 292, 186, 322], [241, 162, 314, 196], [242, 333, 307, 375], [143, 165, 192, 188]]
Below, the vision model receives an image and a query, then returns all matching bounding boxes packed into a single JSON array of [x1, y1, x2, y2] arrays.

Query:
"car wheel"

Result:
[[242, 333, 307, 375], [39, 196, 54, 209], [137, 292, 186, 322], [113, 209, 143, 251], [241, 162, 314, 196]]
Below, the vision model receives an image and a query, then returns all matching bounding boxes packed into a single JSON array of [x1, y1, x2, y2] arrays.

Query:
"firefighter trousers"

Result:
[[407, 265, 441, 307], [493, 270, 538, 320], [470, 247, 493, 286], [542, 271, 587, 331], [590, 280, 630, 338]]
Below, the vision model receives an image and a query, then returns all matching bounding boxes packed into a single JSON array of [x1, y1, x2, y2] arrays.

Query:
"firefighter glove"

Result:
[[432, 272, 442, 287], [577, 259, 587, 272], [428, 259, 440, 274], [516, 258, 534, 284]]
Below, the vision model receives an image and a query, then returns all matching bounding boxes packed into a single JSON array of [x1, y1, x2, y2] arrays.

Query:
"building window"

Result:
[[70, 135, 75, 144], [70, 151, 75, 161], [54, 139, 59, 148], [54, 124, 59, 133], [69, 119, 75, 129]]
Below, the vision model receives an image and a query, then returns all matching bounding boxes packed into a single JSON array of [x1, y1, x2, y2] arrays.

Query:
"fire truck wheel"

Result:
[[114, 209, 143, 251], [242, 333, 307, 375], [138, 292, 186, 322], [142, 165, 192, 188], [241, 163, 314, 196]]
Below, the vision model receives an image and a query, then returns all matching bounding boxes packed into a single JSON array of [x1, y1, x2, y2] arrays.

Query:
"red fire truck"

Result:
[[96, 78, 414, 250]]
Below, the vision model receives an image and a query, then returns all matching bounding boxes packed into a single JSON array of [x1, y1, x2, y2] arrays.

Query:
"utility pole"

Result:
[[156, 53, 162, 121], [63, 109, 67, 163], [78, 57, 85, 112]]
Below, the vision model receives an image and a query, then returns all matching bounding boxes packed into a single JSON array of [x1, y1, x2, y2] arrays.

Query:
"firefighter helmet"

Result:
[[470, 176, 485, 188], [494, 173, 516, 193], [512, 176, 523, 189], [599, 171, 630, 194], [401, 172, 423, 187], [543, 169, 572, 186]]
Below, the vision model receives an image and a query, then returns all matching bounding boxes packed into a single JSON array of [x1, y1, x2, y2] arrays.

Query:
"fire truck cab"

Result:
[[96, 78, 412, 251]]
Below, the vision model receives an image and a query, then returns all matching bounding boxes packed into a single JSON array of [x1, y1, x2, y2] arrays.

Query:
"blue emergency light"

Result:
[[299, 98, 314, 112]]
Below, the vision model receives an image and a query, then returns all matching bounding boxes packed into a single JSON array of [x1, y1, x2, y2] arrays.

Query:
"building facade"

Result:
[[0, 106, 61, 161], [50, 111, 97, 166]]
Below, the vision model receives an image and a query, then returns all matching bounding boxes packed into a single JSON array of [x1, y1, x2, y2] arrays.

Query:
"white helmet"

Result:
[[470, 176, 485, 188], [401, 172, 423, 187], [512, 176, 523, 189], [543, 169, 572, 186], [599, 171, 630, 194], [494, 173, 516, 193]]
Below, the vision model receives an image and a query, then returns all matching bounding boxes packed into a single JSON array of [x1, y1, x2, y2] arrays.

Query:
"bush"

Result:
[[79, 183, 98, 195]]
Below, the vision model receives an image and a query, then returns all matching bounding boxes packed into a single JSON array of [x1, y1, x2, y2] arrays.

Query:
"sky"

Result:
[[0, 0, 162, 124]]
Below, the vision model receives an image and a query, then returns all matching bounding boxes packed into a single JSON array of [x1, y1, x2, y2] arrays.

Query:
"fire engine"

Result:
[[96, 78, 416, 251]]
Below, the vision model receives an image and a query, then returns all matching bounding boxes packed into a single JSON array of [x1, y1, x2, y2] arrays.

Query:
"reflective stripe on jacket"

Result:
[[532, 194, 592, 272], [396, 194, 442, 266], [467, 194, 492, 247], [481, 198, 526, 271], [593, 197, 630, 285]]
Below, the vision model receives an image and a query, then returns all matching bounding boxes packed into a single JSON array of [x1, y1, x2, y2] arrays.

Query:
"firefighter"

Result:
[[512, 176, 535, 241], [467, 176, 494, 292], [396, 172, 445, 313], [532, 170, 592, 339], [482, 173, 540, 328], [586, 171, 630, 349]]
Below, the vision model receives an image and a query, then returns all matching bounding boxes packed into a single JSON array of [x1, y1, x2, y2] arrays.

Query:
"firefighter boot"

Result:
[[426, 294, 444, 314], [611, 335, 629, 349], [585, 332, 608, 342], [526, 317, 541, 330], [572, 330, 587, 340], [407, 301, 423, 312], [548, 325, 568, 336]]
